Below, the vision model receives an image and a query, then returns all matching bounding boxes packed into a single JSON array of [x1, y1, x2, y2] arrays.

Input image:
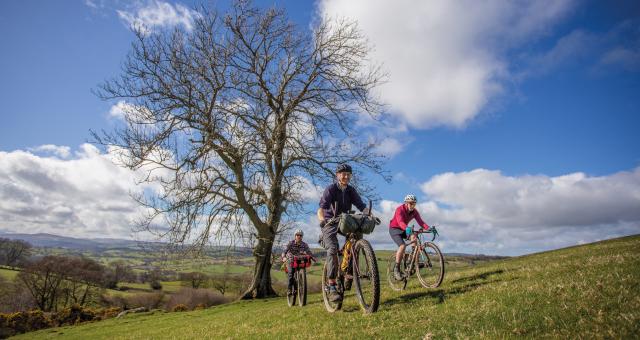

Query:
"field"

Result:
[[16, 235, 639, 339]]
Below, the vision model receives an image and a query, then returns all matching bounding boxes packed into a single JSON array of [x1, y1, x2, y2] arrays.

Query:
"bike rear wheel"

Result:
[[321, 261, 342, 312], [353, 239, 380, 314], [386, 254, 407, 291], [287, 271, 296, 307], [297, 269, 307, 307], [416, 242, 445, 288]]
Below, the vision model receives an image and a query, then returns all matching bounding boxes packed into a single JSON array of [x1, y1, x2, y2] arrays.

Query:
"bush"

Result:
[[0, 310, 52, 338], [172, 304, 188, 312], [150, 280, 163, 290], [127, 292, 165, 310], [165, 288, 229, 311], [51, 304, 97, 327]]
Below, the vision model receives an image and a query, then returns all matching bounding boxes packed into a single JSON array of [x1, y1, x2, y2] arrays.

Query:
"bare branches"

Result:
[[95, 0, 386, 297]]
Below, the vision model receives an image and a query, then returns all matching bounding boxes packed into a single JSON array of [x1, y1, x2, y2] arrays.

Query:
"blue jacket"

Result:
[[319, 183, 366, 221]]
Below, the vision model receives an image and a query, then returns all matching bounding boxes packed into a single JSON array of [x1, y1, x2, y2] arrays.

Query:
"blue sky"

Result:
[[1, 0, 639, 255]]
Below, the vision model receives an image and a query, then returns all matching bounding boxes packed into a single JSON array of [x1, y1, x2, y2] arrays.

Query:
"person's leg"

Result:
[[321, 222, 341, 301], [389, 228, 406, 280], [287, 262, 295, 294]]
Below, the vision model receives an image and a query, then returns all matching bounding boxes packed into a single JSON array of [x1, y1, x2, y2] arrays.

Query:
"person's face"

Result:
[[336, 171, 352, 186], [295, 234, 303, 242], [405, 202, 416, 211]]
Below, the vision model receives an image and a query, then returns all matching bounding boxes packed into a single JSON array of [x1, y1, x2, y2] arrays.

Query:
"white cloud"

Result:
[[318, 0, 574, 128], [28, 144, 71, 158], [117, 0, 199, 34], [0, 144, 159, 239], [408, 168, 640, 255]]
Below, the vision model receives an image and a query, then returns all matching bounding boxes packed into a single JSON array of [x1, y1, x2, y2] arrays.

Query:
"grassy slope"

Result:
[[18, 235, 640, 339]]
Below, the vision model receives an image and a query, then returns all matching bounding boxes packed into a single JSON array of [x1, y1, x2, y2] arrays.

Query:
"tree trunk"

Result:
[[240, 232, 277, 299]]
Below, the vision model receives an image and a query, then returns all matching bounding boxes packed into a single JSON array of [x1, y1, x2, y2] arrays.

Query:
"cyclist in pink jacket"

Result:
[[389, 194, 430, 280]]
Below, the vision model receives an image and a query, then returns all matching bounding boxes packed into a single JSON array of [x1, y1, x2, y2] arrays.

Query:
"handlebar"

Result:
[[413, 225, 439, 242]]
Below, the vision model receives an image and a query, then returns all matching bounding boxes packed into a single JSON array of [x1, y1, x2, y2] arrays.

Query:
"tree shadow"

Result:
[[450, 269, 506, 284]]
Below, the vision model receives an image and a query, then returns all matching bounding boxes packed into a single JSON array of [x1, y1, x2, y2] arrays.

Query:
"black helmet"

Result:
[[336, 163, 352, 173]]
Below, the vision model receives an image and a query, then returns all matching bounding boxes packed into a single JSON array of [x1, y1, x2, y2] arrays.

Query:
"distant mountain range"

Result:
[[0, 231, 148, 251], [0, 230, 505, 259]]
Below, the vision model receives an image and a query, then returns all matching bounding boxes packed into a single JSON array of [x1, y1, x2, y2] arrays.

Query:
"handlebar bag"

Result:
[[338, 213, 380, 235]]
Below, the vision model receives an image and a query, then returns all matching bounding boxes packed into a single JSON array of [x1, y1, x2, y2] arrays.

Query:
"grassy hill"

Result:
[[16, 235, 640, 339]]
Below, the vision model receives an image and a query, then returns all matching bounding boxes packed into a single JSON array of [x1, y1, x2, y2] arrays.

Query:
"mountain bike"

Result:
[[387, 225, 445, 291], [284, 255, 313, 307], [322, 228, 380, 314]]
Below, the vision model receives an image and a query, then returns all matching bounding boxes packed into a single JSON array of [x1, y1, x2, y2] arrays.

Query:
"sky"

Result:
[[0, 0, 639, 255]]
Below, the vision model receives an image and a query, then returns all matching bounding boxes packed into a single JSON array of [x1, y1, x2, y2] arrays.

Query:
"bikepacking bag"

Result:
[[338, 213, 380, 235]]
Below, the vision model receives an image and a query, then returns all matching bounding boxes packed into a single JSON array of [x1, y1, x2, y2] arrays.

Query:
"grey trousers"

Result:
[[320, 221, 339, 280]]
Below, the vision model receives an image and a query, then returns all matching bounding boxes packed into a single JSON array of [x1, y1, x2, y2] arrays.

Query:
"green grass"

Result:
[[0, 267, 20, 280], [17, 235, 640, 339]]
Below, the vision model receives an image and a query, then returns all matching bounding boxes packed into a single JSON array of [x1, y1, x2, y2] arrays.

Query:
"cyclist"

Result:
[[281, 229, 313, 296], [317, 163, 367, 302], [389, 194, 430, 280]]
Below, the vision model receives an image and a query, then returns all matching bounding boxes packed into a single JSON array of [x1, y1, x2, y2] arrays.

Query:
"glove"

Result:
[[405, 226, 413, 236]]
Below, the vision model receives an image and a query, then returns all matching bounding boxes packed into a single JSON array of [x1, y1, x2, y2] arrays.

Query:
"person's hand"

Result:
[[405, 226, 413, 236]]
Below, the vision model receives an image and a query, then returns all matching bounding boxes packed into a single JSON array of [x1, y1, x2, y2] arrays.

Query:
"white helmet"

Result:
[[404, 194, 417, 203], [294, 229, 304, 236]]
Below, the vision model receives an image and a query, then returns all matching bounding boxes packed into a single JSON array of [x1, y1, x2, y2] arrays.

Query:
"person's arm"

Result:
[[413, 210, 430, 230], [282, 241, 292, 260], [392, 205, 409, 231], [318, 186, 333, 221], [350, 187, 366, 212], [316, 207, 324, 222]]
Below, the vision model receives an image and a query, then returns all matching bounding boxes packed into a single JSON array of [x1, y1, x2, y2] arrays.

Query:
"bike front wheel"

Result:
[[386, 254, 407, 291], [416, 242, 445, 288], [321, 261, 342, 312], [353, 239, 380, 313], [297, 269, 307, 307]]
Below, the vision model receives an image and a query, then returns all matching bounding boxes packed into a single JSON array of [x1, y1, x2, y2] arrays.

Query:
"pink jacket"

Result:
[[389, 204, 429, 231]]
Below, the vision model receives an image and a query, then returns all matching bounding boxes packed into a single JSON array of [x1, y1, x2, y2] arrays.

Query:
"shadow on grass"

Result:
[[382, 274, 517, 307], [450, 269, 506, 283]]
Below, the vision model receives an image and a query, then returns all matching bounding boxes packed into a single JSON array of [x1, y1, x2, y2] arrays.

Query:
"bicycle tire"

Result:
[[386, 254, 407, 291], [287, 274, 296, 307], [297, 269, 307, 306], [321, 261, 342, 312], [353, 239, 380, 314], [416, 242, 445, 288]]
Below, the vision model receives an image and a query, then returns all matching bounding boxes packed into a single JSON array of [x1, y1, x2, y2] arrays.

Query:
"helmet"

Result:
[[404, 194, 417, 203], [294, 229, 304, 236], [336, 163, 352, 173]]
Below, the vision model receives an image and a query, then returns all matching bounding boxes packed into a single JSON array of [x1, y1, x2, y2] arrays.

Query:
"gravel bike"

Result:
[[284, 255, 313, 307], [387, 225, 445, 291], [322, 227, 380, 314]]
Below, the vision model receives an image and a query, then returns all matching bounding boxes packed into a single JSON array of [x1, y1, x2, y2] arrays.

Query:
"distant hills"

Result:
[[0, 230, 504, 259], [0, 231, 145, 251]]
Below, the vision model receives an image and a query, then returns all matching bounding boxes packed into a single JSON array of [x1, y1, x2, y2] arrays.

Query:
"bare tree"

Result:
[[0, 238, 32, 267], [94, 1, 386, 298]]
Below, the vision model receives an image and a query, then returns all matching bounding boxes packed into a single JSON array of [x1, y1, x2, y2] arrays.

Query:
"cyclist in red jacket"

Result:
[[389, 194, 430, 280]]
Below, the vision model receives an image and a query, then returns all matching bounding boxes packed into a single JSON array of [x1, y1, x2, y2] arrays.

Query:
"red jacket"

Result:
[[389, 204, 429, 231]]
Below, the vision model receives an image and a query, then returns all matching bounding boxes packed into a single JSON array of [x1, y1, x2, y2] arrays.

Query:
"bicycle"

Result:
[[283, 255, 313, 307], [321, 211, 380, 314], [387, 225, 445, 291]]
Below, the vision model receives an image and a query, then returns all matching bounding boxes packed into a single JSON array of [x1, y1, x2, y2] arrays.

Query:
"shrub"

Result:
[[172, 304, 188, 312], [194, 303, 206, 310], [98, 307, 122, 320], [127, 292, 165, 310], [165, 288, 229, 311], [150, 280, 163, 290], [51, 304, 97, 327], [0, 310, 52, 337]]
